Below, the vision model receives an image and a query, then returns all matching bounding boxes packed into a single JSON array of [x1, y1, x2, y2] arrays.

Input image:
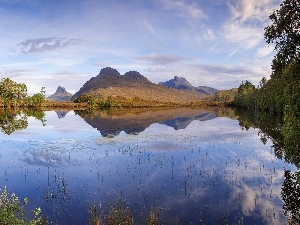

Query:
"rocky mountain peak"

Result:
[[160, 77, 217, 95], [56, 86, 67, 93], [47, 86, 73, 102], [159, 76, 194, 90], [97, 67, 120, 77], [173, 76, 191, 85], [124, 71, 150, 82]]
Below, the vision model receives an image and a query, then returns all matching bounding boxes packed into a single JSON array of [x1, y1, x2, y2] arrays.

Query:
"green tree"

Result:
[[27, 87, 46, 108], [234, 80, 256, 108], [264, 0, 300, 65], [0, 78, 28, 107], [73, 93, 95, 107]]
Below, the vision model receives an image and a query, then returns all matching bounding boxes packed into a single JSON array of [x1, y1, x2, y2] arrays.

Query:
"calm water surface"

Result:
[[0, 108, 296, 224]]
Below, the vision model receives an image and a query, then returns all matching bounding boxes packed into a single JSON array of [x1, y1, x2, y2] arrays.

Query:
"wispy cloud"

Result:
[[143, 19, 162, 39], [219, 0, 280, 57], [18, 37, 84, 54], [0, 68, 36, 78], [135, 54, 193, 65], [51, 71, 83, 76], [203, 29, 215, 41], [222, 22, 262, 49], [194, 63, 254, 75], [157, 0, 206, 20], [255, 45, 274, 57]]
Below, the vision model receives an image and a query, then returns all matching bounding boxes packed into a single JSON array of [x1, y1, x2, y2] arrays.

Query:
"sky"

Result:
[[0, 0, 281, 95]]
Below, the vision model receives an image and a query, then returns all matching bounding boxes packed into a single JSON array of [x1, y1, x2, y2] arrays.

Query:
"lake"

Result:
[[0, 107, 297, 224]]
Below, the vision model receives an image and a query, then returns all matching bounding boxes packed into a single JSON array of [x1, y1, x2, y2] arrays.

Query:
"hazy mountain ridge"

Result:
[[47, 86, 73, 102], [159, 76, 217, 95]]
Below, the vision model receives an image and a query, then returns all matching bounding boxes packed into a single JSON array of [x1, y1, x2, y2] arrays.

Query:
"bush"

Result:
[[0, 187, 48, 225]]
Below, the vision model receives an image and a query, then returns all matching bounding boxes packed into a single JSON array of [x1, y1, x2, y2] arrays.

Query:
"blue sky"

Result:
[[0, 0, 281, 95]]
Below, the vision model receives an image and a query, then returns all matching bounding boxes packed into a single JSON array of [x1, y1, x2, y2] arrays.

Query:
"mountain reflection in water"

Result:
[[75, 108, 234, 137], [54, 110, 70, 119]]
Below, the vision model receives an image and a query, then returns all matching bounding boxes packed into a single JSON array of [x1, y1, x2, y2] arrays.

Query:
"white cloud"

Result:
[[227, 0, 279, 24], [17, 37, 84, 54], [219, 0, 280, 58], [223, 22, 262, 48], [203, 29, 215, 41], [255, 45, 274, 57], [0, 68, 36, 78]]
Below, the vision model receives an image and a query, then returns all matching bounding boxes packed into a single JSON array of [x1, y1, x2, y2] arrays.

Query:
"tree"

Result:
[[73, 94, 95, 107], [27, 87, 46, 108], [264, 0, 300, 65], [0, 78, 28, 107], [234, 80, 256, 109]]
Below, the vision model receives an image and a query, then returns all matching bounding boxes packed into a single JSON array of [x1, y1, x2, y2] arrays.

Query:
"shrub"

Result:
[[0, 187, 48, 225]]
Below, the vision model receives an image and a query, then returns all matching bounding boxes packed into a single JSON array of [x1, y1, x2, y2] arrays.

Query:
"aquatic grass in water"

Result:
[[0, 108, 298, 224]]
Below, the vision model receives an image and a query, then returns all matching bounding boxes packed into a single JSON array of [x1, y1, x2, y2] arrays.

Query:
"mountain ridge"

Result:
[[72, 67, 208, 105], [159, 76, 217, 95]]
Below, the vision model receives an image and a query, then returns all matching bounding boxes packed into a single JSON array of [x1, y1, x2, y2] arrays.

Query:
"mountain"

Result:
[[47, 86, 73, 102], [159, 76, 217, 95], [159, 76, 194, 90], [72, 67, 151, 99], [72, 67, 206, 104]]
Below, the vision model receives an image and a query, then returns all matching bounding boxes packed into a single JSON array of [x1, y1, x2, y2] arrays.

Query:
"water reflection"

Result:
[[0, 109, 45, 135], [55, 110, 70, 119], [0, 107, 298, 224], [0, 109, 28, 135], [235, 109, 300, 225], [235, 108, 300, 167], [281, 170, 300, 224], [75, 107, 235, 137]]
